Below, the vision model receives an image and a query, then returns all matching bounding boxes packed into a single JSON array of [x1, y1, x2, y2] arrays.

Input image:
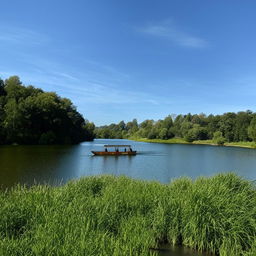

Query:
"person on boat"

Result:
[[130, 148, 133, 152], [105, 148, 108, 152], [116, 148, 119, 152], [124, 148, 126, 152]]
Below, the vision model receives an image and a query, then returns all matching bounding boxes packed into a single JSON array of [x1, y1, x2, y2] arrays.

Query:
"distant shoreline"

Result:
[[131, 138, 256, 149]]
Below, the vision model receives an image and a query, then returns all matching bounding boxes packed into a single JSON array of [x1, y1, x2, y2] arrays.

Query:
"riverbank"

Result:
[[1, 174, 255, 255], [133, 138, 256, 149]]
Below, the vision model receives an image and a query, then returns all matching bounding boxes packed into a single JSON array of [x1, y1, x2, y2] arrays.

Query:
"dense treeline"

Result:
[[95, 111, 256, 145], [0, 76, 95, 144]]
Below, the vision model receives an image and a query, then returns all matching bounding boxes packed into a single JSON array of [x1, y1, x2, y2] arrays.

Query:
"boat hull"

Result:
[[91, 151, 137, 156]]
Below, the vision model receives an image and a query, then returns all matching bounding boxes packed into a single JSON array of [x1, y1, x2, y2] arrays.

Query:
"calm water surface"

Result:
[[1, 139, 256, 189]]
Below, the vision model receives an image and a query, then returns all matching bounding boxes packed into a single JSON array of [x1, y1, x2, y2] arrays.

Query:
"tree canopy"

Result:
[[95, 111, 256, 144], [0, 76, 95, 145]]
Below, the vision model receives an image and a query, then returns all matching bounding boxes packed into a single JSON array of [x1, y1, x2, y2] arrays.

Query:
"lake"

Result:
[[1, 139, 256, 189]]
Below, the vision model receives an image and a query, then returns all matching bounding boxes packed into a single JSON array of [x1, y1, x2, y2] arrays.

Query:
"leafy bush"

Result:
[[213, 131, 226, 145]]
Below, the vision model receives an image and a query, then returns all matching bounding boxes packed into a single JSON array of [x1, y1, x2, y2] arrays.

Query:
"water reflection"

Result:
[[155, 244, 213, 256], [1, 139, 256, 188]]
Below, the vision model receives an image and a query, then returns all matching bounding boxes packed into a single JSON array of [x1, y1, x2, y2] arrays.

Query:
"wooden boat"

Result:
[[92, 145, 137, 156]]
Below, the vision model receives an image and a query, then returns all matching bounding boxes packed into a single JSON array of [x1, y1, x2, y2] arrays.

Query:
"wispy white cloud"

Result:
[[0, 61, 165, 107], [42, 75, 163, 106], [51, 72, 80, 82], [82, 60, 130, 79], [139, 21, 208, 48], [0, 25, 49, 46]]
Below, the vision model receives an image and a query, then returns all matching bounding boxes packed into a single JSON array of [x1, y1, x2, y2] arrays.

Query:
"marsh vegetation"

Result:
[[1, 173, 255, 256]]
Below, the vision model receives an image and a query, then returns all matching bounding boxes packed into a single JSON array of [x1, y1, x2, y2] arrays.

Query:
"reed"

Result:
[[0, 173, 255, 255]]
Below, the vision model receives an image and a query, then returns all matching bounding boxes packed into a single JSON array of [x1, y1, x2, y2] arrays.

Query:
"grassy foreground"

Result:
[[1, 174, 256, 256], [134, 138, 256, 149]]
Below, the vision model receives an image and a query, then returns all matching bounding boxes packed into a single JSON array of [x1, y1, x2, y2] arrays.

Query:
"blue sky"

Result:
[[1, 1, 256, 125]]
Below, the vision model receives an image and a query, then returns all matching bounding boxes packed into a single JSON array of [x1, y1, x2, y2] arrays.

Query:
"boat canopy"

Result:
[[104, 145, 132, 148]]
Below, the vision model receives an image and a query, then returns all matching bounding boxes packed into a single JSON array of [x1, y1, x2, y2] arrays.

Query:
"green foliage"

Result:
[[184, 129, 196, 142], [213, 131, 226, 145], [185, 125, 208, 142], [218, 112, 236, 142], [162, 115, 173, 129], [0, 76, 95, 144], [38, 131, 56, 144], [147, 128, 158, 139], [95, 111, 255, 146], [234, 111, 252, 141], [0, 174, 255, 255], [84, 121, 95, 141], [159, 128, 168, 139], [248, 116, 256, 142], [180, 121, 193, 138]]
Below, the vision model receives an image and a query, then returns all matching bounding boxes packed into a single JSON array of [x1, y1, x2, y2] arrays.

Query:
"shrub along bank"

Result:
[[0, 173, 256, 256]]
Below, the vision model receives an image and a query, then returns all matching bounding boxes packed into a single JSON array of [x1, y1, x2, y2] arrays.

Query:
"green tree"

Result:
[[213, 131, 226, 145], [4, 99, 22, 142], [84, 121, 95, 141], [147, 128, 157, 139], [219, 112, 236, 142], [0, 75, 94, 144], [183, 124, 209, 142], [94, 109, 256, 146], [126, 119, 138, 136], [248, 116, 256, 142], [159, 128, 168, 139], [162, 115, 173, 129], [233, 111, 252, 141], [0, 78, 5, 96], [206, 114, 220, 138], [139, 120, 154, 138], [184, 130, 196, 142], [172, 114, 185, 137], [180, 121, 193, 138]]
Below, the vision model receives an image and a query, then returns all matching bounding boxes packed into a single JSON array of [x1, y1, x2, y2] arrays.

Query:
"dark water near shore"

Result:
[[154, 244, 213, 256], [1, 139, 256, 189]]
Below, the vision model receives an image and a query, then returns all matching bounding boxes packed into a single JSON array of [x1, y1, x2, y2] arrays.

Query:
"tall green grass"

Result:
[[0, 173, 255, 255]]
